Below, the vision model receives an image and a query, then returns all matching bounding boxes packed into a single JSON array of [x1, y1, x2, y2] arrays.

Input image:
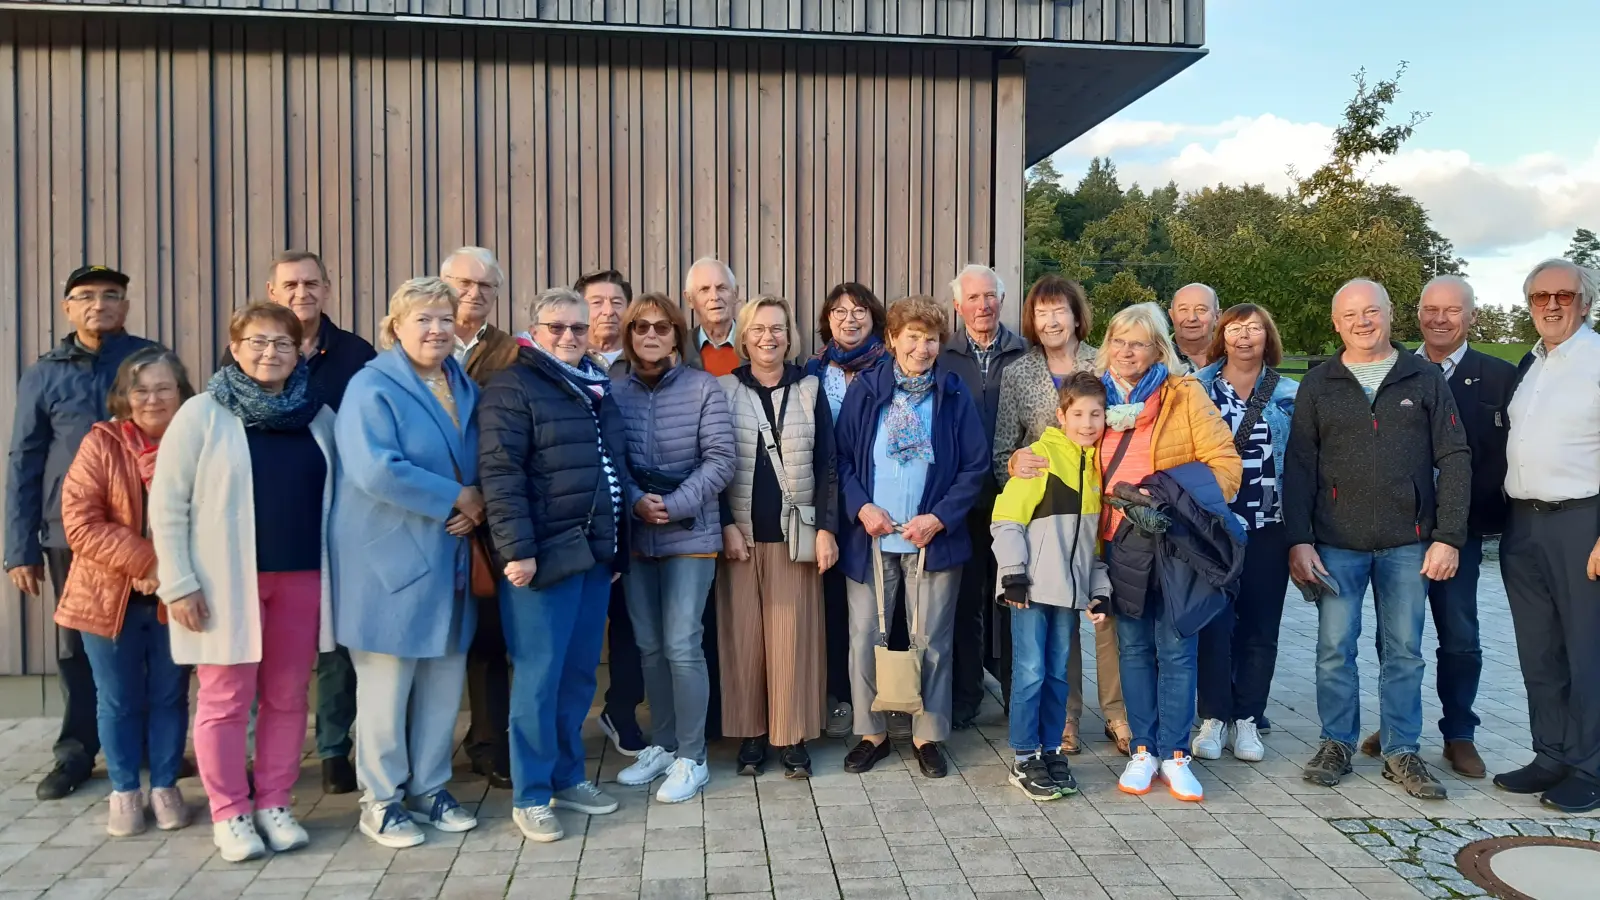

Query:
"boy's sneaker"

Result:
[[1302, 739, 1353, 787], [512, 805, 563, 843], [551, 781, 619, 815], [253, 806, 309, 852], [598, 712, 646, 757], [656, 758, 710, 803], [1042, 752, 1079, 796], [618, 746, 676, 786], [1230, 718, 1265, 762], [1383, 752, 1448, 800], [150, 787, 190, 831], [1192, 719, 1227, 760], [407, 789, 478, 832], [1160, 753, 1204, 802], [361, 801, 425, 849], [1118, 748, 1159, 795], [1009, 756, 1062, 802], [107, 789, 147, 837], [213, 814, 267, 862]]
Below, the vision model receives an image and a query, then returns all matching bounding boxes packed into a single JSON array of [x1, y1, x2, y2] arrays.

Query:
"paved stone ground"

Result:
[[0, 549, 1594, 900]]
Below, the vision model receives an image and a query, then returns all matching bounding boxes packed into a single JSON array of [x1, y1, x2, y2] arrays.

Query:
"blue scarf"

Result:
[[533, 343, 611, 405], [208, 363, 321, 431], [817, 334, 887, 374], [1101, 363, 1168, 432], [884, 364, 937, 463]]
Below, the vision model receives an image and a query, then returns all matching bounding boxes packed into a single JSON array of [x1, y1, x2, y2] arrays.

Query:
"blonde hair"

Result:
[[378, 277, 459, 350], [734, 295, 798, 361], [1095, 302, 1183, 375]]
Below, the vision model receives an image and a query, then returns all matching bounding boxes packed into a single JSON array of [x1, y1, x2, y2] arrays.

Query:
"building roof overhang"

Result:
[[1016, 42, 1206, 166]]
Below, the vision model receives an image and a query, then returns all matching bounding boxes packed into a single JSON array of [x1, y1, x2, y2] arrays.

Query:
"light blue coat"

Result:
[[330, 347, 479, 659], [1194, 359, 1299, 481]]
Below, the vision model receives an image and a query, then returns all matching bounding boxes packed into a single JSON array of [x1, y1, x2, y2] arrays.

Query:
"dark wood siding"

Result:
[[0, 11, 1021, 673]]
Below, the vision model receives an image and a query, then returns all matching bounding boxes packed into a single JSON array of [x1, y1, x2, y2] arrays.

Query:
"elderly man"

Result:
[[1170, 283, 1220, 371], [1350, 276, 1516, 778], [444, 246, 519, 385], [5, 265, 157, 800], [576, 269, 632, 371], [682, 257, 743, 377], [1496, 259, 1600, 813], [1285, 278, 1470, 801], [938, 264, 1028, 728]]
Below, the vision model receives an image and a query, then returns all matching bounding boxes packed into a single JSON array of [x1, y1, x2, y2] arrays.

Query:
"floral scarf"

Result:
[[884, 364, 937, 463], [115, 420, 161, 487], [207, 363, 321, 431], [1101, 363, 1168, 432], [815, 334, 887, 374]]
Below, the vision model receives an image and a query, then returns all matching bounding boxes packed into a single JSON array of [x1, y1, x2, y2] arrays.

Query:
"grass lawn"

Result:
[[1278, 342, 1532, 376]]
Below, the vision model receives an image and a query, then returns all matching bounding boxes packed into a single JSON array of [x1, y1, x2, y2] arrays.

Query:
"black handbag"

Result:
[[630, 464, 695, 529], [531, 478, 606, 590]]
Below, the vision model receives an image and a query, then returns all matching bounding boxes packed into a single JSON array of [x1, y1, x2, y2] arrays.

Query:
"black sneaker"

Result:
[[1042, 752, 1079, 796], [599, 712, 647, 757], [1541, 775, 1600, 814], [843, 738, 892, 774], [1008, 757, 1061, 801], [470, 755, 513, 790], [1383, 752, 1447, 800], [322, 756, 357, 794], [737, 736, 769, 776], [1302, 739, 1352, 787], [35, 763, 87, 801], [1494, 761, 1567, 794], [780, 742, 812, 779]]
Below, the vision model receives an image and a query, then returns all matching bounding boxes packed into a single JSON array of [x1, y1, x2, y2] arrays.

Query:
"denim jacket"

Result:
[[1194, 360, 1298, 484]]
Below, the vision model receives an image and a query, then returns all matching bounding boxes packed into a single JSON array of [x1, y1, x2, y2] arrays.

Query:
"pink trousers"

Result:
[[193, 571, 321, 821]]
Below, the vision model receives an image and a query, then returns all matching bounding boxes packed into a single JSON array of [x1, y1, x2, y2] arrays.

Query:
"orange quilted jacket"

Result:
[[55, 422, 163, 638]]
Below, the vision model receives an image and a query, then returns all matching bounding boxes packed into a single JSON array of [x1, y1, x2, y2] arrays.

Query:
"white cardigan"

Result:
[[149, 392, 338, 666]]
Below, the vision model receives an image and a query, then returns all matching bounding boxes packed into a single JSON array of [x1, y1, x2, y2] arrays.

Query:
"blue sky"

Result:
[[1048, 0, 1600, 308]]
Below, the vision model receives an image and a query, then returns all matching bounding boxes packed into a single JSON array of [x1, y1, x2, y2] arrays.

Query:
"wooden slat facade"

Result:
[[0, 11, 1021, 674]]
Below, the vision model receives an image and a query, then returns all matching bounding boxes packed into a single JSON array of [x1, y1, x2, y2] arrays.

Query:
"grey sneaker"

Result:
[[550, 781, 619, 815], [406, 789, 478, 833], [826, 698, 853, 739], [1007, 757, 1062, 802], [513, 804, 564, 843], [106, 789, 147, 837], [360, 801, 425, 849], [887, 712, 914, 742], [1042, 752, 1079, 796], [1384, 752, 1448, 800], [1302, 739, 1353, 787]]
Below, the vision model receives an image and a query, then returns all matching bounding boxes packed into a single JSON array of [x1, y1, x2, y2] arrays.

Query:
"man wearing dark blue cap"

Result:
[[5, 265, 158, 800]]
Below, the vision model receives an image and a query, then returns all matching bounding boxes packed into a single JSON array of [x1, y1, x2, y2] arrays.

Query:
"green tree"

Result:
[[1087, 271, 1158, 339], [1057, 158, 1125, 242], [1024, 159, 1071, 283], [1566, 227, 1600, 268], [1471, 304, 1510, 343], [1508, 304, 1540, 343]]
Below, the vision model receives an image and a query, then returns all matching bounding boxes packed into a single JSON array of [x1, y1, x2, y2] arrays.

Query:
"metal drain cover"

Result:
[[1489, 844, 1600, 900]]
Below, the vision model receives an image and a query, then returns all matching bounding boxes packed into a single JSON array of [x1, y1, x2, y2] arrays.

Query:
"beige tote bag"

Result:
[[870, 539, 926, 715]]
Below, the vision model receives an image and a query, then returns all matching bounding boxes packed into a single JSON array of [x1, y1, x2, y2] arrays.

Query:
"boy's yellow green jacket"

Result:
[[990, 427, 1112, 609]]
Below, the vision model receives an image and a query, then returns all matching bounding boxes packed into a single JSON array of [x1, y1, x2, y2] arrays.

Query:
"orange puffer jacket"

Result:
[[55, 422, 163, 638]]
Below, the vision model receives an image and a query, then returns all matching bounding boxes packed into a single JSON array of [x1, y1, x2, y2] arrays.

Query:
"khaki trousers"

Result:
[[716, 542, 825, 746], [1067, 613, 1126, 725]]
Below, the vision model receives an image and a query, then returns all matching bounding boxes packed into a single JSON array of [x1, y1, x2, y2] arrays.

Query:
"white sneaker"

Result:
[[213, 814, 266, 862], [1161, 753, 1204, 802], [618, 746, 676, 786], [1118, 748, 1159, 795], [360, 801, 425, 849], [512, 804, 564, 843], [252, 806, 309, 852], [655, 758, 709, 804], [1230, 717, 1265, 763], [1192, 719, 1227, 760]]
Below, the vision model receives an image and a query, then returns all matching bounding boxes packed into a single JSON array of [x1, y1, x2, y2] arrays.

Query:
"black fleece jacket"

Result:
[[1283, 342, 1471, 551]]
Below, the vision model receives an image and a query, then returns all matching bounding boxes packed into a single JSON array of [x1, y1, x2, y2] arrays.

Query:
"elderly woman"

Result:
[[993, 275, 1126, 756], [150, 302, 336, 862], [57, 347, 195, 837], [479, 288, 632, 843], [331, 278, 482, 848], [1191, 305, 1298, 765], [835, 296, 989, 779], [717, 295, 839, 779], [610, 294, 736, 803], [803, 282, 888, 737]]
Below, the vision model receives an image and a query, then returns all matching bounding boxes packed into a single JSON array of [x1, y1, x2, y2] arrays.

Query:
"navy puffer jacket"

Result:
[[479, 347, 633, 573]]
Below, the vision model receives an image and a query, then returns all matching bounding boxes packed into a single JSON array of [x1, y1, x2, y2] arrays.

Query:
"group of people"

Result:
[[6, 248, 1599, 863]]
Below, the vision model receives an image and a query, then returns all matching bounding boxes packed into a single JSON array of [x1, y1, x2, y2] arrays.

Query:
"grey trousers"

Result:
[[623, 556, 717, 764], [350, 649, 468, 806], [846, 552, 962, 742]]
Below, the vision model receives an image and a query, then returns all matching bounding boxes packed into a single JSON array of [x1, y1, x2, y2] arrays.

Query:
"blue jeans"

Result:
[[1116, 592, 1199, 758], [79, 603, 191, 792], [1429, 536, 1483, 742], [1008, 603, 1076, 754], [1315, 542, 1427, 756], [623, 556, 716, 764], [501, 564, 612, 808]]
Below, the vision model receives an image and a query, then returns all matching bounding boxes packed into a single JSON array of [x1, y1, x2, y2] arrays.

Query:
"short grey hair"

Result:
[[1523, 257, 1599, 308], [1420, 274, 1475, 310], [1170, 283, 1218, 310], [685, 256, 738, 293], [949, 264, 1005, 303], [1332, 278, 1392, 312], [524, 287, 585, 329], [441, 246, 504, 287]]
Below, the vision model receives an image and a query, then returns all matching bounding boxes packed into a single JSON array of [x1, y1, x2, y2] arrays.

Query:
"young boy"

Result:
[[991, 372, 1111, 801]]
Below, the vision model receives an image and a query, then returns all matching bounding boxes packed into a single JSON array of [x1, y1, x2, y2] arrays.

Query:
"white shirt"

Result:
[[1505, 325, 1600, 502], [1415, 341, 1468, 380], [453, 324, 488, 363]]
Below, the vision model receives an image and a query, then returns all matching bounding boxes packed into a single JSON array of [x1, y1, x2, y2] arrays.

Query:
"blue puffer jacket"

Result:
[[1193, 360, 1298, 480], [612, 363, 737, 557]]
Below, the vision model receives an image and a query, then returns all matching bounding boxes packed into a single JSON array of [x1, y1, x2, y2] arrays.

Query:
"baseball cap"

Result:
[[64, 265, 130, 295]]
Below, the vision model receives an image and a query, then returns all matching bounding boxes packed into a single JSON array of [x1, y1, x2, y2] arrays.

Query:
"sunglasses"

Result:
[[630, 320, 674, 337], [1529, 290, 1579, 310], [538, 322, 590, 338]]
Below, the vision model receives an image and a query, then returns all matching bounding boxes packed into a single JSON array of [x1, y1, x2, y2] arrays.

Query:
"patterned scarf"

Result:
[[884, 364, 937, 463], [207, 363, 321, 431], [531, 342, 611, 403], [816, 334, 887, 374], [1101, 363, 1168, 432], [115, 420, 161, 487]]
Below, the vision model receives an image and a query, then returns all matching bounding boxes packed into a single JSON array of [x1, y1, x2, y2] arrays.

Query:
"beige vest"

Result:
[[719, 373, 819, 542]]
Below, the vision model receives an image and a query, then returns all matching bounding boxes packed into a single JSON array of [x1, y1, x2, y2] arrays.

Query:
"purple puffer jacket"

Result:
[[611, 363, 737, 557]]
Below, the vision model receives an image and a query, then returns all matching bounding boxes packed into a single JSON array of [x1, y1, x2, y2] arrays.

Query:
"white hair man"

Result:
[[1495, 258, 1600, 813], [682, 257, 742, 377], [1284, 278, 1470, 802], [937, 263, 1028, 729], [1170, 283, 1220, 370], [441, 246, 519, 387]]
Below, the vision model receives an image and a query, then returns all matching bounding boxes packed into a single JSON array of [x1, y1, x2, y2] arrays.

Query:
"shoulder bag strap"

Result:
[[1230, 368, 1281, 458], [871, 537, 924, 648], [1101, 428, 1137, 488], [743, 385, 798, 511]]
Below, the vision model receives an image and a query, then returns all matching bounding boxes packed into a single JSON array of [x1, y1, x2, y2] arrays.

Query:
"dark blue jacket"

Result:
[[834, 361, 989, 581], [5, 331, 158, 568], [218, 313, 375, 411], [1106, 462, 1247, 639]]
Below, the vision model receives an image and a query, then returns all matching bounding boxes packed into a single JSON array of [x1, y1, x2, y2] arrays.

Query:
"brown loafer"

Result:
[[1061, 719, 1082, 755], [1444, 740, 1487, 778], [1360, 731, 1382, 758], [1105, 721, 1132, 756]]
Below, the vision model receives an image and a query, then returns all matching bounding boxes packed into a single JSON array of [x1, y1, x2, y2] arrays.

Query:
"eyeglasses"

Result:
[[1530, 290, 1579, 309], [1224, 323, 1265, 337], [746, 325, 788, 338], [129, 385, 178, 401], [445, 275, 497, 294], [829, 305, 870, 321], [1108, 338, 1153, 353], [630, 320, 673, 337], [243, 336, 298, 355], [539, 322, 590, 338]]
